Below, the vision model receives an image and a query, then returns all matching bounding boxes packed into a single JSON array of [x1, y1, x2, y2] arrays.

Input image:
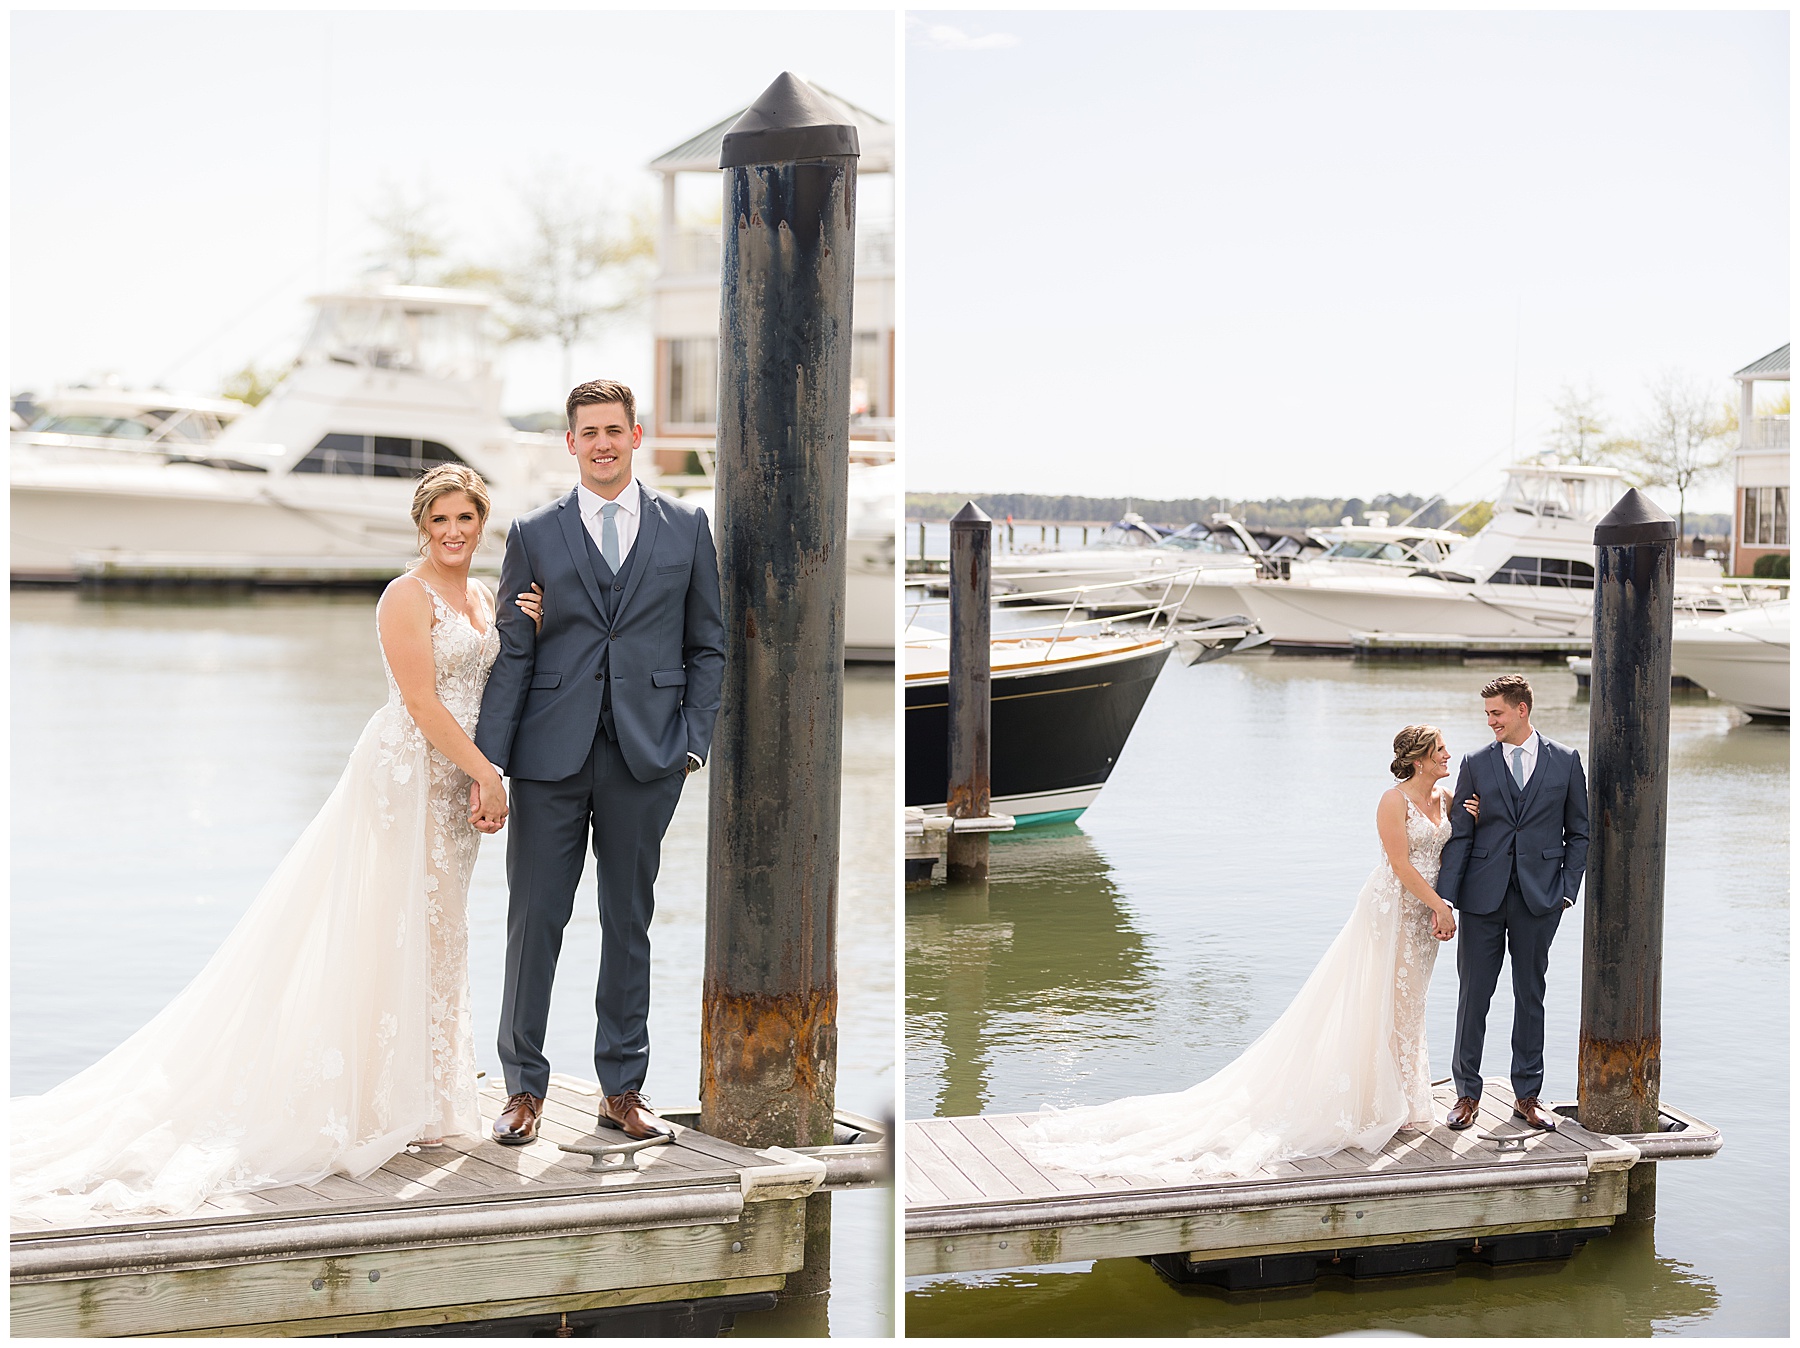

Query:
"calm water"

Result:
[[906, 650, 1787, 1336], [10, 589, 894, 1339]]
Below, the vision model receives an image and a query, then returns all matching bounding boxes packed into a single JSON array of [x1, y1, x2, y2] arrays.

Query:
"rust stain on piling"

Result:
[[1579, 1034, 1663, 1133], [699, 986, 839, 1147]]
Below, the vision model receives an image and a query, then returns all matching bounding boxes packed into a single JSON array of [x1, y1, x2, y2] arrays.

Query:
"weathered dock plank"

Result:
[[905, 1079, 1716, 1278], [12, 1075, 830, 1337]]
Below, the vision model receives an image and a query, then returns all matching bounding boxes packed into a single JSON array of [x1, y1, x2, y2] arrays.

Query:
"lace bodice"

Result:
[[380, 576, 500, 736]]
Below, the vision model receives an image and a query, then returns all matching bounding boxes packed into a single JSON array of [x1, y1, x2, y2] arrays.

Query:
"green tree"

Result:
[[219, 361, 285, 407], [365, 179, 449, 285]]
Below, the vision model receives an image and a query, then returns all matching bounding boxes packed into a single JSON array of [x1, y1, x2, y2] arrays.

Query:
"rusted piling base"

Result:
[[1622, 1164, 1656, 1223], [946, 834, 989, 884]]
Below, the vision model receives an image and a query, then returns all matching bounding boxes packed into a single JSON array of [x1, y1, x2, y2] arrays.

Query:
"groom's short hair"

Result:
[[566, 380, 636, 431], [1482, 673, 1533, 711]]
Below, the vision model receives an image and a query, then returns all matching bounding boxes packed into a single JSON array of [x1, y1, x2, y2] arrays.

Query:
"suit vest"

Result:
[[580, 519, 641, 741]]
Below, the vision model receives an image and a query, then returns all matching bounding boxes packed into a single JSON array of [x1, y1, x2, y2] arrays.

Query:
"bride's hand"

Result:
[[1432, 905, 1457, 941], [516, 583, 545, 632], [1464, 793, 1480, 821], [469, 774, 509, 832]]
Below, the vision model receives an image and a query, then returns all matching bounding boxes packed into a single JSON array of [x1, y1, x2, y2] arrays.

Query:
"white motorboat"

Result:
[[1139, 512, 1470, 623], [1670, 601, 1790, 718], [12, 285, 570, 583], [991, 514, 1288, 612], [13, 383, 249, 465], [1231, 462, 1629, 649]]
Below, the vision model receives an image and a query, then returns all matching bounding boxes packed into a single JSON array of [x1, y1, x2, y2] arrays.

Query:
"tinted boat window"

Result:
[[295, 434, 465, 477]]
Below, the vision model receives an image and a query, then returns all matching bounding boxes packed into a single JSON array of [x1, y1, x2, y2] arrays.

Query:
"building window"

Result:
[[667, 338, 717, 427], [1490, 555, 1596, 589], [851, 331, 887, 419], [292, 433, 464, 477], [1743, 486, 1789, 547]]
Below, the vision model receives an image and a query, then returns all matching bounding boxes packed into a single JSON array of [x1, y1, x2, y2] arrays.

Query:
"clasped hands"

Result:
[[1430, 792, 1483, 942], [469, 770, 509, 835]]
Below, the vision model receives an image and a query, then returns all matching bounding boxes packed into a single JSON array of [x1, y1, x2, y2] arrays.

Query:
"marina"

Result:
[[905, 651, 1786, 1334]]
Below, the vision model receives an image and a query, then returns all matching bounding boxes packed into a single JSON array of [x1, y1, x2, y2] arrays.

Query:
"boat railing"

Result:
[[1675, 576, 1792, 612], [906, 565, 1211, 648]]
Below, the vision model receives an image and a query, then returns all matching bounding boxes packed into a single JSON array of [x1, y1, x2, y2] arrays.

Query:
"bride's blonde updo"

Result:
[[1390, 724, 1443, 781], [411, 464, 492, 553]]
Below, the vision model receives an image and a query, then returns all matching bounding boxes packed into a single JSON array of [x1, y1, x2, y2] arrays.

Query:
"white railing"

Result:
[[907, 567, 1215, 649], [661, 225, 895, 279], [1741, 416, 1790, 451]]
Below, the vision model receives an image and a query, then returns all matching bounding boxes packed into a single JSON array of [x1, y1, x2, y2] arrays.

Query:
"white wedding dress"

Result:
[[1025, 792, 1452, 1183], [12, 578, 496, 1223]]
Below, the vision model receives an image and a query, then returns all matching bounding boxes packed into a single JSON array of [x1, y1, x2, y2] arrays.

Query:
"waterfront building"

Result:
[[644, 87, 894, 476], [1730, 343, 1788, 576]]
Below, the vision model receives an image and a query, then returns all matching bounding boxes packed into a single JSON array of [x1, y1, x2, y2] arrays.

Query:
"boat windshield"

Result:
[[29, 414, 154, 439], [1322, 536, 1448, 564], [300, 301, 493, 381], [1495, 468, 1620, 522]]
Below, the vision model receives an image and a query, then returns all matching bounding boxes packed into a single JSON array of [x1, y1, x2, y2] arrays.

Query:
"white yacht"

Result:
[[12, 285, 570, 582], [1669, 601, 1790, 718], [13, 384, 249, 465], [1233, 462, 1630, 648], [1143, 512, 1469, 623], [990, 514, 1273, 612]]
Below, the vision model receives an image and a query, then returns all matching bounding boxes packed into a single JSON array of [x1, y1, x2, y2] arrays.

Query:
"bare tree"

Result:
[[494, 178, 655, 392], [1542, 382, 1611, 464], [1615, 372, 1733, 541], [365, 180, 449, 285]]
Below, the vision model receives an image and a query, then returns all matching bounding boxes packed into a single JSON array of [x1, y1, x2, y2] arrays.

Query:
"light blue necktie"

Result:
[[600, 501, 621, 573], [1511, 745, 1527, 789]]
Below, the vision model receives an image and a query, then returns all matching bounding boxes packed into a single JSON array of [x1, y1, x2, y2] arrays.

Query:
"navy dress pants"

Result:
[[496, 726, 685, 1099], [1452, 876, 1564, 1103]]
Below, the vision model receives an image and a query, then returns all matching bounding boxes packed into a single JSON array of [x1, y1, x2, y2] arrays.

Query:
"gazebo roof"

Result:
[[648, 83, 892, 174], [1733, 344, 1789, 381]]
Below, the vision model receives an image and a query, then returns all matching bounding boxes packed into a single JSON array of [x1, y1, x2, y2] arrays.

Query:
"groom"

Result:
[[1438, 674, 1589, 1133], [474, 379, 724, 1144]]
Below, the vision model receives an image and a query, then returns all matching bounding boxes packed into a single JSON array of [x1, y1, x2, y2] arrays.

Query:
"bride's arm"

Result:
[[377, 580, 507, 826], [1376, 791, 1454, 935]]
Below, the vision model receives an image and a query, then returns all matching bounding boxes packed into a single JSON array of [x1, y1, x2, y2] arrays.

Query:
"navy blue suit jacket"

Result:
[[1438, 737, 1590, 917], [474, 485, 725, 784]]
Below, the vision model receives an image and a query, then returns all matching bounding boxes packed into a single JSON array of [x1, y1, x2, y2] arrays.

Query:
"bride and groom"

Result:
[[12, 380, 725, 1220], [1027, 674, 1589, 1181]]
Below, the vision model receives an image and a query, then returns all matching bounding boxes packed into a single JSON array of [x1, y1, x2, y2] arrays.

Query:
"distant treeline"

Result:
[[906, 493, 1732, 540]]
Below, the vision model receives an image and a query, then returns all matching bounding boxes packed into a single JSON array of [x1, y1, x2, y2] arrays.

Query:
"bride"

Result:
[[12, 464, 537, 1223], [1025, 724, 1474, 1184]]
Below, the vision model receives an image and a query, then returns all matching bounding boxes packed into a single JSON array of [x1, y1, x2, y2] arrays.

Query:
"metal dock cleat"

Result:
[[556, 1132, 676, 1172]]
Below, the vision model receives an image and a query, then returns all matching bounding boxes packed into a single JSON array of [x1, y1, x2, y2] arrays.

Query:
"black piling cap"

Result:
[[720, 72, 861, 168], [1594, 487, 1678, 546], [950, 501, 992, 526]]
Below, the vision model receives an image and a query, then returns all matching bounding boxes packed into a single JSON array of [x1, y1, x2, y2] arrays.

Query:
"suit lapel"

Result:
[[556, 491, 608, 619], [613, 487, 663, 623]]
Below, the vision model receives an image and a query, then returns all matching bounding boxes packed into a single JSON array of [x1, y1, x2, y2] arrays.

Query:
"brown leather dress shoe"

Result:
[[600, 1089, 674, 1141], [1514, 1096, 1559, 1131], [492, 1091, 544, 1146], [1446, 1096, 1480, 1130]]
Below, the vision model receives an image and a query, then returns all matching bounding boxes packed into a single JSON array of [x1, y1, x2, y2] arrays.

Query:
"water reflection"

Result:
[[910, 1220, 1719, 1336]]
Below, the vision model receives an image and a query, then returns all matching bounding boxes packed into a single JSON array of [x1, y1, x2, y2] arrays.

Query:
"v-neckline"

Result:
[[1402, 790, 1445, 828], [413, 573, 491, 639]]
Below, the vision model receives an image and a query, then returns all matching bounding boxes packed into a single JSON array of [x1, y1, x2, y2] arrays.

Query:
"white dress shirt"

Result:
[[1502, 730, 1541, 787], [577, 478, 641, 567]]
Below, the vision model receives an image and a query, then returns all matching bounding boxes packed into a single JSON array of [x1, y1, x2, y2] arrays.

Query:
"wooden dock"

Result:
[[905, 1079, 1719, 1284], [12, 1074, 885, 1337]]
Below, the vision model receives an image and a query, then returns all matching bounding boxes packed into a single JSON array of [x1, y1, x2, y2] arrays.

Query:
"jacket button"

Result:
[[614, 583, 623, 591], [611, 632, 620, 641], [594, 671, 603, 680]]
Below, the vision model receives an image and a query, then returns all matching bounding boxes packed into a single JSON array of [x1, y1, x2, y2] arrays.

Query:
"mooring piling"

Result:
[[947, 502, 994, 883], [1579, 486, 1677, 1222], [702, 71, 859, 1306]]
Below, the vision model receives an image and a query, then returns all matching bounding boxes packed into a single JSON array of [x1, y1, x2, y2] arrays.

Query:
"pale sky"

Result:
[[11, 10, 893, 418], [905, 10, 1788, 513]]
